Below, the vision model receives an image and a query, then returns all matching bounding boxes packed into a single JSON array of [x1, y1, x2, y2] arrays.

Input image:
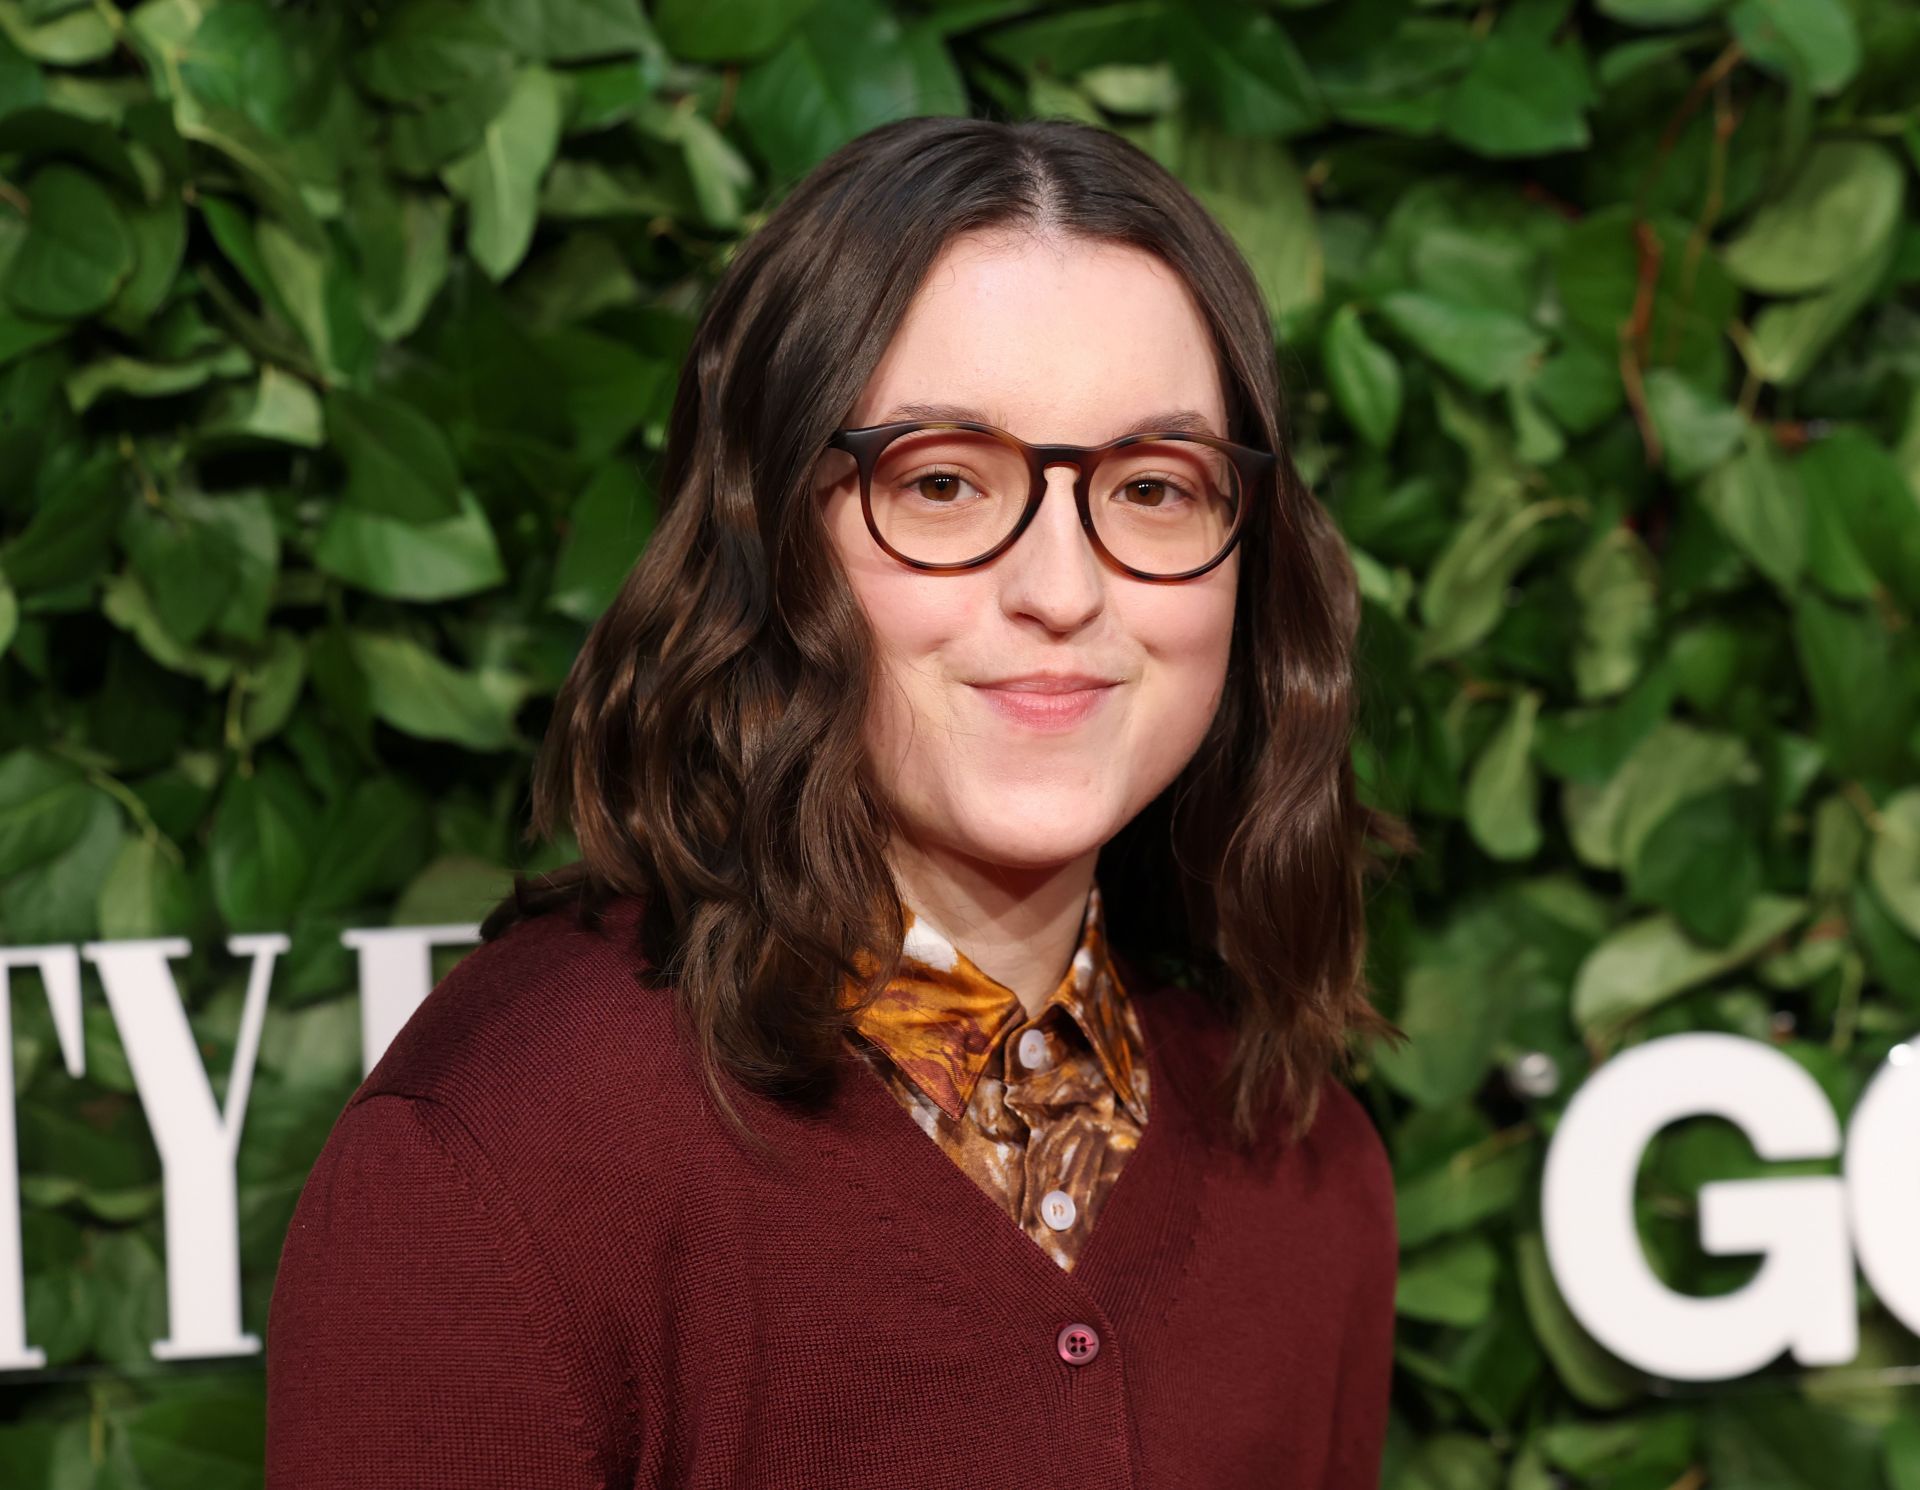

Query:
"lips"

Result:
[[966, 677, 1119, 731], [969, 675, 1121, 693]]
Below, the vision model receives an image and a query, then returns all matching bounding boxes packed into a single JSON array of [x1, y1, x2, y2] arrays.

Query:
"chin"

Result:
[[933, 792, 1120, 868]]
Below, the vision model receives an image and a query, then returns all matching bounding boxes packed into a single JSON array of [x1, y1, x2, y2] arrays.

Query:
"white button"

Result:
[[1040, 1189, 1077, 1231], [1017, 1029, 1051, 1071]]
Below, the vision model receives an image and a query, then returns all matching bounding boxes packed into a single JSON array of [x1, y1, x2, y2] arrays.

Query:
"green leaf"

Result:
[[120, 495, 246, 648], [1744, 225, 1898, 389], [1417, 490, 1572, 662], [1867, 788, 1920, 942], [1445, 16, 1595, 157], [548, 461, 653, 621], [1728, 0, 1860, 95], [324, 386, 464, 523], [1167, 0, 1324, 138], [1560, 718, 1756, 871], [734, 0, 964, 186], [83, 1228, 168, 1369], [0, 446, 126, 592], [356, 0, 515, 103], [1697, 427, 1806, 592], [64, 344, 252, 414], [1514, 1230, 1642, 1408], [1396, 1232, 1499, 1326], [497, 0, 660, 63], [346, 630, 530, 751], [1722, 141, 1903, 296], [302, 776, 434, 916], [100, 571, 236, 688], [1377, 292, 1547, 394], [4, 162, 132, 320], [1889, 1416, 1920, 1490], [1553, 207, 1738, 388], [1323, 304, 1403, 449], [316, 487, 507, 602], [1791, 588, 1915, 781], [1465, 689, 1542, 861], [0, 747, 93, 876], [1395, 1127, 1536, 1250], [392, 852, 516, 925], [1598, 0, 1726, 23], [389, 66, 518, 175], [1133, 120, 1322, 328], [1570, 527, 1657, 700], [238, 629, 305, 745], [1570, 893, 1805, 1033], [200, 365, 327, 449], [1643, 369, 1745, 482], [1532, 336, 1622, 434], [175, 2, 333, 137], [440, 64, 564, 280], [1395, 1434, 1505, 1490], [0, 0, 114, 65], [1808, 792, 1865, 901], [256, 217, 336, 376], [1800, 429, 1920, 615], [119, 1389, 265, 1490], [1704, 1394, 1884, 1490], [104, 189, 190, 333], [1309, 11, 1476, 134], [98, 833, 194, 939], [1626, 783, 1763, 944], [547, 324, 673, 458], [1374, 899, 1544, 1108], [209, 757, 319, 931], [661, 0, 785, 60], [1077, 61, 1178, 117]]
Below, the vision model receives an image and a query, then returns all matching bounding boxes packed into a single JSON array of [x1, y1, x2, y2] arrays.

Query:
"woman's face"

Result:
[[819, 230, 1239, 875]]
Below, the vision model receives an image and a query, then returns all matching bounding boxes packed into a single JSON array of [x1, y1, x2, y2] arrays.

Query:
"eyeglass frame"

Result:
[[821, 419, 1277, 583]]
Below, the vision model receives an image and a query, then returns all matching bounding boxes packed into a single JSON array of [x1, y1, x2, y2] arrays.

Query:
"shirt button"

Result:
[[1017, 1028, 1051, 1071], [1057, 1322, 1100, 1366], [1040, 1188, 1077, 1230]]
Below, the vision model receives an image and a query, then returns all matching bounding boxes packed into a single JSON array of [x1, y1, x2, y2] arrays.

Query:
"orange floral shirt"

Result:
[[840, 882, 1150, 1271]]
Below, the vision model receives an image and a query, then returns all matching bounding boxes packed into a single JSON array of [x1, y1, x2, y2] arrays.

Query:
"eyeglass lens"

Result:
[[866, 428, 1239, 574]]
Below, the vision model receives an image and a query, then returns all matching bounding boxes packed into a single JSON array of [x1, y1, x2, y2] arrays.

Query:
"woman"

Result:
[[265, 115, 1412, 1488]]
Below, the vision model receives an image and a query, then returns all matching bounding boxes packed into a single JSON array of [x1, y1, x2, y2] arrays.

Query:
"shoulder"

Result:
[[1309, 1075, 1398, 1263], [348, 894, 696, 1147], [1137, 974, 1396, 1235]]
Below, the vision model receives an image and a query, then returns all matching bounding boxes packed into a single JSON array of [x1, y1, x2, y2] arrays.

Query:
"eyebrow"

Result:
[[874, 401, 1223, 440]]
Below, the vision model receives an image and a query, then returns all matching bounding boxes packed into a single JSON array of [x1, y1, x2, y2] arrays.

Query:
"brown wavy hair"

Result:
[[482, 115, 1414, 1152]]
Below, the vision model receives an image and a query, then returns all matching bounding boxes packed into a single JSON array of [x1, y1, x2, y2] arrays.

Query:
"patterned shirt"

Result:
[[839, 881, 1150, 1271]]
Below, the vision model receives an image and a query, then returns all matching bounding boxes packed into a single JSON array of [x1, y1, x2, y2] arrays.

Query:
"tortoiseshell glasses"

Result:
[[822, 419, 1275, 582]]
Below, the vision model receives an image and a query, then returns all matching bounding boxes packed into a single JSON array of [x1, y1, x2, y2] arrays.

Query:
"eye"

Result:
[[901, 468, 980, 503], [1116, 475, 1194, 508]]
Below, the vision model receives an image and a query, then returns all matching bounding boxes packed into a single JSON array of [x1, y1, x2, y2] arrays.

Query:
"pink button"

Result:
[[1057, 1322, 1100, 1366]]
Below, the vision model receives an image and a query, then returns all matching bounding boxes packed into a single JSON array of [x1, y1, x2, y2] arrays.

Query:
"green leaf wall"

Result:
[[1, 0, 1918, 1483]]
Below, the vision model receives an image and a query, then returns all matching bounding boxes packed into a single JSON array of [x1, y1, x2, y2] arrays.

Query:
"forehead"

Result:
[[854, 232, 1229, 445]]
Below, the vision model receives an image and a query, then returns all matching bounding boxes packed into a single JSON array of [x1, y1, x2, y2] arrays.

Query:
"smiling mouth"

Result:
[[967, 681, 1117, 730]]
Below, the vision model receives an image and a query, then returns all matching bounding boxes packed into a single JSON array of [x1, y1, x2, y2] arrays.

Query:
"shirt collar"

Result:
[[842, 882, 1148, 1126]]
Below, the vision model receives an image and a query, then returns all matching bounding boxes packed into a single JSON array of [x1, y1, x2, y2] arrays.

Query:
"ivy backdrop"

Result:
[[1, 0, 1918, 1485]]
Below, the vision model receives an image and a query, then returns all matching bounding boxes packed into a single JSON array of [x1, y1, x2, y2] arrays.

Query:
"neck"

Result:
[[886, 835, 1101, 1022]]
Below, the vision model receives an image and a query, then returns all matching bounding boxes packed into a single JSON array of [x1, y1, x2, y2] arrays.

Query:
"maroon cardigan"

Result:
[[264, 894, 1399, 1488]]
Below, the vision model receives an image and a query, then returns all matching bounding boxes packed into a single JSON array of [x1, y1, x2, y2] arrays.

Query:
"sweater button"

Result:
[[1057, 1322, 1100, 1366]]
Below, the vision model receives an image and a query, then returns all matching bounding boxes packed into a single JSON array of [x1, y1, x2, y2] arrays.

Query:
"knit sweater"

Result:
[[264, 892, 1399, 1489]]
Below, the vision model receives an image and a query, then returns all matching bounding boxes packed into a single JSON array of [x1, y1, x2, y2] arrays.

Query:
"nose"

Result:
[[997, 460, 1103, 627]]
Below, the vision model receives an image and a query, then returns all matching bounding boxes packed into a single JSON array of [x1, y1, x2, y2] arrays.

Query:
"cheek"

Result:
[[1130, 569, 1237, 698], [825, 491, 973, 744]]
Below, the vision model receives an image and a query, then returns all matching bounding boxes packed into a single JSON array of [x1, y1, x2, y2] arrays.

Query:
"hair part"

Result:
[[484, 115, 1415, 1157]]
